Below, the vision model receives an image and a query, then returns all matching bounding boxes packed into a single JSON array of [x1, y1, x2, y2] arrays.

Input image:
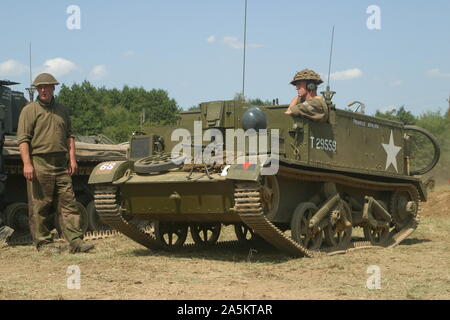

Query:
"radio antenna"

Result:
[[241, 0, 248, 101], [326, 26, 335, 88], [26, 42, 36, 101], [321, 26, 336, 109]]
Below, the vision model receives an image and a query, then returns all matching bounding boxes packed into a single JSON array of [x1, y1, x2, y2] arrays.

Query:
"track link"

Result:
[[94, 185, 164, 250], [232, 170, 421, 257], [234, 183, 315, 257]]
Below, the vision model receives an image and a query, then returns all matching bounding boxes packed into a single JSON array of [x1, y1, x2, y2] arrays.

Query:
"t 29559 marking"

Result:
[[310, 136, 337, 152]]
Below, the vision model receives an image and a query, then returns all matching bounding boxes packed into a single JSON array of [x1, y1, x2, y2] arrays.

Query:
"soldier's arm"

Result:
[[285, 96, 301, 114], [67, 137, 77, 176], [65, 107, 77, 176], [17, 106, 35, 181], [286, 97, 328, 122], [19, 142, 34, 181]]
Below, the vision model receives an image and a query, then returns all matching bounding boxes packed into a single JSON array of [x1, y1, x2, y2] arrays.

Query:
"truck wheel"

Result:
[[5, 202, 29, 236]]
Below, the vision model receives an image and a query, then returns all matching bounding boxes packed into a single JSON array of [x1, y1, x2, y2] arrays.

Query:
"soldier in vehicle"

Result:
[[17, 73, 94, 254], [285, 69, 328, 122]]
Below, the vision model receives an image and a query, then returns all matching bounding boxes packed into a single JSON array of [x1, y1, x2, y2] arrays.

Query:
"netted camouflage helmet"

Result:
[[290, 69, 323, 85], [32, 73, 60, 87]]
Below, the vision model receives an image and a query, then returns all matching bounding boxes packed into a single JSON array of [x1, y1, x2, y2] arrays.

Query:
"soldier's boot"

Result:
[[37, 242, 63, 254], [69, 241, 95, 254]]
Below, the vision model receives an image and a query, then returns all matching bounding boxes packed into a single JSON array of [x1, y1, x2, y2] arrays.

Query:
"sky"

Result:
[[1, 0, 449, 115]]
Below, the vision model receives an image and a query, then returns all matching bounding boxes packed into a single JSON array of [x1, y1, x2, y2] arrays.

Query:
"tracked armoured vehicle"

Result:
[[88, 90, 440, 257]]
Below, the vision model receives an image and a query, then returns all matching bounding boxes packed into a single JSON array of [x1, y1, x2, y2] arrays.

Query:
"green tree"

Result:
[[57, 82, 181, 142], [233, 92, 272, 106], [375, 106, 417, 125], [375, 105, 449, 184], [413, 110, 450, 183], [58, 81, 104, 135]]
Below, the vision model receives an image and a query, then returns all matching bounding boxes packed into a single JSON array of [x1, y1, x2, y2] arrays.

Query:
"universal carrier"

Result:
[[89, 92, 440, 257]]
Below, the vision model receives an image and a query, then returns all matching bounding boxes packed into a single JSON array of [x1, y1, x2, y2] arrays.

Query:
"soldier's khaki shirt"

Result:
[[17, 98, 75, 155], [290, 96, 328, 122]]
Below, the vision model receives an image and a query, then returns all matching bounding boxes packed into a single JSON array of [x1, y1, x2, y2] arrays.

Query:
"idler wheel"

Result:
[[324, 201, 353, 249], [5, 202, 29, 236], [154, 221, 188, 249], [190, 223, 221, 245], [87, 200, 108, 231], [390, 191, 418, 231], [259, 175, 280, 220], [291, 202, 324, 250]]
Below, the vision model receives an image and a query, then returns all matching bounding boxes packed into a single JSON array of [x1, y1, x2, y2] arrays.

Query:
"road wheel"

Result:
[[324, 201, 353, 249], [363, 225, 390, 246], [154, 221, 188, 250], [291, 202, 323, 250], [190, 223, 221, 245]]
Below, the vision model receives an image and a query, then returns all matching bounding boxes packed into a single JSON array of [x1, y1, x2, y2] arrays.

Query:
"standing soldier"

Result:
[[17, 73, 94, 253], [285, 69, 329, 122]]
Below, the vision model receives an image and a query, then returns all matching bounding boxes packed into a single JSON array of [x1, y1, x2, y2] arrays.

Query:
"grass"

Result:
[[1, 193, 449, 300]]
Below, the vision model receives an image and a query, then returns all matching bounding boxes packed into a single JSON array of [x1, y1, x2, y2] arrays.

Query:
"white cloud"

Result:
[[330, 68, 363, 81], [389, 80, 403, 87], [426, 68, 450, 78], [0, 59, 28, 77], [122, 50, 135, 57], [88, 65, 108, 80], [222, 36, 263, 50], [39, 58, 76, 77], [206, 35, 216, 43], [223, 36, 242, 49]]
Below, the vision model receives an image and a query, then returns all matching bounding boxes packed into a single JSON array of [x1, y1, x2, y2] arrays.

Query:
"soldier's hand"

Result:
[[68, 159, 78, 176], [23, 163, 35, 181]]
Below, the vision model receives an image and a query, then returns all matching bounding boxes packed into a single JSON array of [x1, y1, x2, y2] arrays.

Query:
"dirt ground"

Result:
[[1, 189, 449, 300]]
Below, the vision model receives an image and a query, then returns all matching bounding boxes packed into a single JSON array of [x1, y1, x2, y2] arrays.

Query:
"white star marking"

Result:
[[382, 130, 402, 172]]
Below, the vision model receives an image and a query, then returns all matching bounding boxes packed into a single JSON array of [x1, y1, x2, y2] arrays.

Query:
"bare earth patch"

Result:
[[1, 190, 449, 300]]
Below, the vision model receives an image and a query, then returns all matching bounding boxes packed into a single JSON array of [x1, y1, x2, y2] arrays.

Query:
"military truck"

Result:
[[0, 80, 128, 242], [88, 89, 440, 257], [0, 80, 28, 237]]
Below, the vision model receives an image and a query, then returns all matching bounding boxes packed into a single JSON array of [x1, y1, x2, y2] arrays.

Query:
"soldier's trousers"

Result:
[[26, 154, 83, 247]]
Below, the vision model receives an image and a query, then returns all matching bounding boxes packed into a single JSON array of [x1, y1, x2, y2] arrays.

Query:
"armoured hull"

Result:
[[89, 99, 439, 256]]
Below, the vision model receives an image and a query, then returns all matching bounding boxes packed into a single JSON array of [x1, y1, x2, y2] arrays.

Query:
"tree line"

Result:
[[57, 81, 180, 143], [375, 106, 449, 183]]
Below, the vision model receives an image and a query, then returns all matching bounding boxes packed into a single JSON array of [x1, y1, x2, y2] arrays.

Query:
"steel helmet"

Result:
[[290, 69, 323, 86], [32, 73, 60, 87]]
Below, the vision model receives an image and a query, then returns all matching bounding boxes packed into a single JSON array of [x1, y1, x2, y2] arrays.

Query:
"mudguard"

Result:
[[225, 162, 261, 181], [225, 155, 262, 182], [88, 161, 133, 184]]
